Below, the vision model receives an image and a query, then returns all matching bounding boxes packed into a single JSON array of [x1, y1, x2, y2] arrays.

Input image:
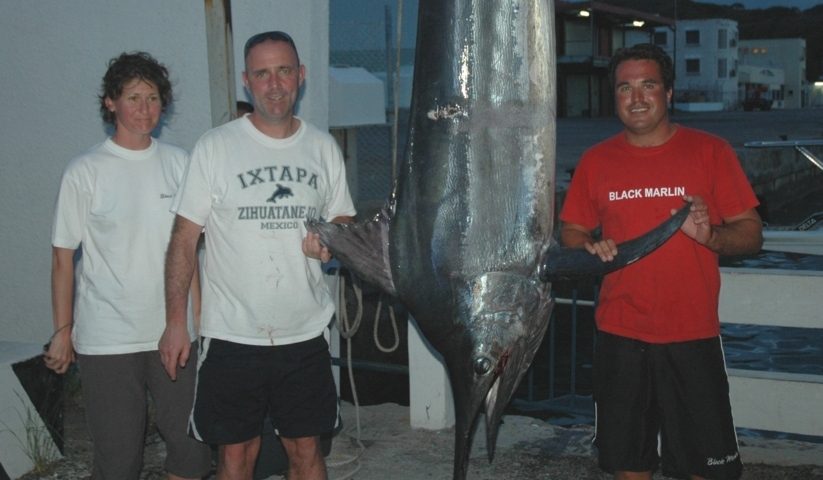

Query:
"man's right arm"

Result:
[[560, 222, 618, 262], [159, 215, 203, 380]]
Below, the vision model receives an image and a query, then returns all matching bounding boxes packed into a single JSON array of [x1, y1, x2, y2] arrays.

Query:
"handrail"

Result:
[[744, 139, 823, 172]]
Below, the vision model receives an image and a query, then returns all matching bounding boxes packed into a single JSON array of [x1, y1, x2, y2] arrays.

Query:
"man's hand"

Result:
[[677, 195, 712, 245], [158, 323, 190, 381], [302, 232, 332, 263], [561, 223, 618, 262], [674, 195, 763, 255], [583, 239, 618, 262]]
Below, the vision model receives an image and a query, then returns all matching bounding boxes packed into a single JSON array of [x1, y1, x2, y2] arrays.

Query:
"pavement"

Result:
[[310, 401, 823, 480]]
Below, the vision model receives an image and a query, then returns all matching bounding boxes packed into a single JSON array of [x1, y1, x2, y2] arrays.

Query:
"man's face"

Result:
[[104, 79, 162, 139], [614, 59, 673, 146], [243, 39, 304, 126]]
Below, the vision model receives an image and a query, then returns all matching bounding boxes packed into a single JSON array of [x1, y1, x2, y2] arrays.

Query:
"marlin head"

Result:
[[440, 272, 551, 479]]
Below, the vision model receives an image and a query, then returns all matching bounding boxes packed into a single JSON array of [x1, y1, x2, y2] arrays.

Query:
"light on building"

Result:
[[815, 81, 823, 87], [578, 10, 590, 17], [632, 20, 645, 27]]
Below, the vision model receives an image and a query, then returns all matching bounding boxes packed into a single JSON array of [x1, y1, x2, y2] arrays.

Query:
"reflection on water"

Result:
[[722, 324, 823, 376]]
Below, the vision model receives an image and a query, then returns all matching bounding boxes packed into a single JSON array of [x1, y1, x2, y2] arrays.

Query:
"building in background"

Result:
[[739, 38, 809, 109], [654, 19, 810, 111], [554, 1, 674, 117], [813, 78, 823, 107], [655, 18, 741, 111]]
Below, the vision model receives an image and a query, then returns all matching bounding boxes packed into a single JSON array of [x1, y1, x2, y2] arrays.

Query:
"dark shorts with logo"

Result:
[[593, 331, 742, 480], [189, 335, 338, 445]]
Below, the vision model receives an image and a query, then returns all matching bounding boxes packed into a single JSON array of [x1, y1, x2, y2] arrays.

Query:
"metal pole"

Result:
[[671, 0, 678, 113]]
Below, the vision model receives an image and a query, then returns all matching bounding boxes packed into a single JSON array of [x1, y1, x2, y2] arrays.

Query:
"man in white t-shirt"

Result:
[[160, 31, 355, 480]]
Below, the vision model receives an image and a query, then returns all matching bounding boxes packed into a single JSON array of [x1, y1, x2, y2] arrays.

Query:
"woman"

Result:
[[46, 51, 212, 480]]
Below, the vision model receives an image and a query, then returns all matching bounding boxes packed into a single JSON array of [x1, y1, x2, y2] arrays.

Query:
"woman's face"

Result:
[[105, 78, 162, 139]]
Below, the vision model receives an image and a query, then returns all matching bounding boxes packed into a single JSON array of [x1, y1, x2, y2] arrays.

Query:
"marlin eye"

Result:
[[473, 356, 492, 375]]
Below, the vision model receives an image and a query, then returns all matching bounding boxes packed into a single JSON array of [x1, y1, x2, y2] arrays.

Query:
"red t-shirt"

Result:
[[559, 126, 759, 343]]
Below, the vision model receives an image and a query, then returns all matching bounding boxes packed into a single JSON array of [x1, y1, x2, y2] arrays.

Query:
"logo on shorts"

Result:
[[706, 451, 739, 466]]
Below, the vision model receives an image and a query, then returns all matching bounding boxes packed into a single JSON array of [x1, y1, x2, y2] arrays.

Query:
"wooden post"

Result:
[[203, 0, 236, 127]]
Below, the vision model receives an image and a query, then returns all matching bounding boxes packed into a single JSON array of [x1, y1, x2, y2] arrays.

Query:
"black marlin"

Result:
[[308, 0, 688, 478]]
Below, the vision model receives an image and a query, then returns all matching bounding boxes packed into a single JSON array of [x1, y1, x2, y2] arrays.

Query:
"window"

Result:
[[654, 31, 668, 46], [686, 58, 701, 74], [718, 58, 727, 78], [718, 29, 727, 49], [685, 29, 700, 45]]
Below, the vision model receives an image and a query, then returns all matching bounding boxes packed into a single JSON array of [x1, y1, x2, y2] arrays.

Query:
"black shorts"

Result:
[[189, 335, 338, 445], [593, 331, 742, 480]]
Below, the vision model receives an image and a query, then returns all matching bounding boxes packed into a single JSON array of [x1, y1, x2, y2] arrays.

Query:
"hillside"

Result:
[[597, 0, 823, 82]]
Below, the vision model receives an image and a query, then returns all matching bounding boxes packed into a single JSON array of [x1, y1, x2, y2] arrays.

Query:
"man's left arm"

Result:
[[679, 195, 763, 256]]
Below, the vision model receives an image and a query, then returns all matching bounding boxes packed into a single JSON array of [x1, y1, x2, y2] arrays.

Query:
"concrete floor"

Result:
[[316, 401, 823, 480]]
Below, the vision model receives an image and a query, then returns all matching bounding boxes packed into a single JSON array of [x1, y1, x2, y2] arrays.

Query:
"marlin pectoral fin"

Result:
[[306, 204, 397, 296], [539, 203, 691, 282]]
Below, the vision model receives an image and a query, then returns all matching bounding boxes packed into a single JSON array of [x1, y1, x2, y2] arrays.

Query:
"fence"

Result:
[[334, 269, 823, 439], [332, 276, 602, 424]]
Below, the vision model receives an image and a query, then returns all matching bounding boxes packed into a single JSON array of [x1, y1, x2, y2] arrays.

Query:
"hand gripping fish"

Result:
[[307, 0, 688, 477]]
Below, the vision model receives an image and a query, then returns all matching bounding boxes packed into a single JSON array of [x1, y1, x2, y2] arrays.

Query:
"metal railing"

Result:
[[332, 280, 601, 424], [511, 286, 599, 423]]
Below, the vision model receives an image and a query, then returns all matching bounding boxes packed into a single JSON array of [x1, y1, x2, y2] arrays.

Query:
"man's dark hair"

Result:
[[608, 43, 674, 91], [99, 51, 172, 125], [243, 31, 300, 67]]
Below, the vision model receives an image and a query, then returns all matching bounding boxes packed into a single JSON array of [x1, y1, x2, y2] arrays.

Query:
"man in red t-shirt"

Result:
[[560, 44, 762, 480]]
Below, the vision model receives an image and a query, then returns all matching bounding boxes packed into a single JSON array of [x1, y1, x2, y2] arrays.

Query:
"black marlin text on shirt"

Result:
[[608, 186, 686, 201]]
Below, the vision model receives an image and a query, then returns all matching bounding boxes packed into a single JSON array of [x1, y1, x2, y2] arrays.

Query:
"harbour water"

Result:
[[719, 251, 823, 376], [722, 323, 823, 377]]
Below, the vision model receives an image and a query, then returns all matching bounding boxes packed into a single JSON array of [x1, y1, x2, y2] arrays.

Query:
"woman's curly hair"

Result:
[[98, 51, 172, 124]]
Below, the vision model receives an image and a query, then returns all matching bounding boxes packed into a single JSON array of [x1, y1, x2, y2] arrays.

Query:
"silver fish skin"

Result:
[[313, 1, 555, 478], [307, 0, 687, 478]]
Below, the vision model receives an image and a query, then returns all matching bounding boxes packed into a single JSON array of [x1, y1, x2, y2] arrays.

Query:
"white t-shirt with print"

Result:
[[175, 116, 356, 346]]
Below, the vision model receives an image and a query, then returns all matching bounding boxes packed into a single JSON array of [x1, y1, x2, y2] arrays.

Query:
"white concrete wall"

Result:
[[0, 1, 328, 344], [232, 1, 330, 130]]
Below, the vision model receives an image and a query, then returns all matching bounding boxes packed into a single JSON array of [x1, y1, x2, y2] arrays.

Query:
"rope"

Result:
[[373, 296, 400, 353], [327, 271, 365, 480]]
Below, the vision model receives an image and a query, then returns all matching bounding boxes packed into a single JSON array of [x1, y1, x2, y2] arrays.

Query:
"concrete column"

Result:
[[325, 272, 342, 394], [407, 317, 454, 429]]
